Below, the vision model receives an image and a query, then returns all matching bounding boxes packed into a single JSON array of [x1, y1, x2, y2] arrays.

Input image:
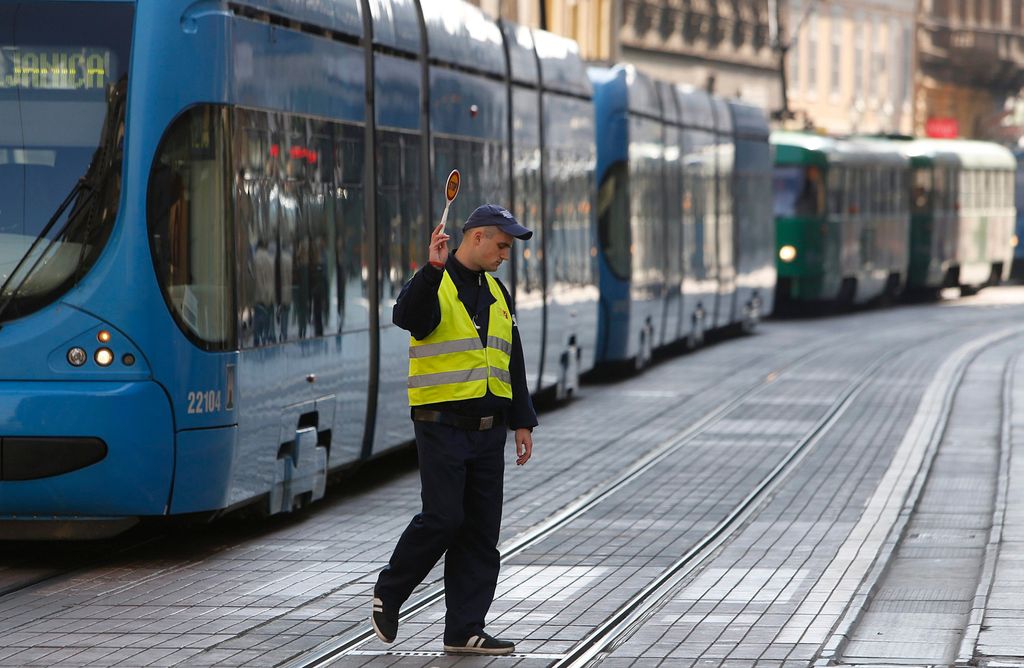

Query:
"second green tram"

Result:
[[892, 137, 1016, 294]]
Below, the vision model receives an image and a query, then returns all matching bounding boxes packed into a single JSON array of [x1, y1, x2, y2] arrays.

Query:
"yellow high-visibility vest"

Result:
[[408, 271, 514, 406]]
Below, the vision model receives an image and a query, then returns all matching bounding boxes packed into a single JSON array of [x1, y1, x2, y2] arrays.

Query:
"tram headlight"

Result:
[[97, 330, 111, 343], [1013, 235, 1019, 248], [95, 348, 114, 367], [67, 347, 87, 367], [779, 245, 798, 263]]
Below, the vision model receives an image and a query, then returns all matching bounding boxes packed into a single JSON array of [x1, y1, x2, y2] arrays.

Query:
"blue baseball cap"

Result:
[[462, 204, 533, 240]]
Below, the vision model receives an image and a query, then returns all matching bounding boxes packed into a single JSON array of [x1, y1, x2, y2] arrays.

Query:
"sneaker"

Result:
[[443, 632, 515, 655], [371, 596, 398, 643]]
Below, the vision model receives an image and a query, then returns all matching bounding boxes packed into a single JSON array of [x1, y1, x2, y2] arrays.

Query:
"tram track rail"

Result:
[[0, 531, 167, 601], [282, 324, 929, 668]]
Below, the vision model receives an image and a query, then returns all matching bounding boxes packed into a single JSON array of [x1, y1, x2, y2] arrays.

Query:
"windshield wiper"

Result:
[[0, 178, 97, 326]]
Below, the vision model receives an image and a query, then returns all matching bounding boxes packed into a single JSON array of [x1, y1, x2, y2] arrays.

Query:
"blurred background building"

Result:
[[917, 0, 1024, 143], [470, 0, 1024, 145]]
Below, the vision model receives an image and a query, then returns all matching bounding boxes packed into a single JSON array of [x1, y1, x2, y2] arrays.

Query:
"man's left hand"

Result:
[[515, 428, 533, 466]]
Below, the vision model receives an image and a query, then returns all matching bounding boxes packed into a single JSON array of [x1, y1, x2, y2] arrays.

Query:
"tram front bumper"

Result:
[[0, 380, 174, 518]]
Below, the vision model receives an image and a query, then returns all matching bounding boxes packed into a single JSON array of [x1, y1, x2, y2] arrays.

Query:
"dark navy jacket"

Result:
[[393, 252, 539, 431]]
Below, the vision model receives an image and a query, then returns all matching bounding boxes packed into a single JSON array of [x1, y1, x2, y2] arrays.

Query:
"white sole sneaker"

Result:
[[443, 634, 514, 655]]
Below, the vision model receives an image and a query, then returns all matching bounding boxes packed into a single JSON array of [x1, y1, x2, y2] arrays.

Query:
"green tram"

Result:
[[772, 132, 910, 306], [893, 138, 1016, 294], [936, 139, 1016, 291], [772, 132, 1017, 309]]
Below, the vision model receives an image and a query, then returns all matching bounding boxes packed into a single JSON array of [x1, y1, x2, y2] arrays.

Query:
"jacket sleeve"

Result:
[[392, 264, 443, 340], [497, 280, 539, 430]]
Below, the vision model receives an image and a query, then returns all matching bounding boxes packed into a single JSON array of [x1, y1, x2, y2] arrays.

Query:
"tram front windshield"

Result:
[[773, 165, 826, 218], [0, 2, 133, 323]]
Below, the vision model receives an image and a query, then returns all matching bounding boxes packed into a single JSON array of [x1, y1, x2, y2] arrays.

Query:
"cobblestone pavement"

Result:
[[4, 289, 1024, 667]]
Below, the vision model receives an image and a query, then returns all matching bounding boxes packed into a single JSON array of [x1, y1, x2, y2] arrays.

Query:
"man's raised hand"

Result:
[[429, 221, 450, 267]]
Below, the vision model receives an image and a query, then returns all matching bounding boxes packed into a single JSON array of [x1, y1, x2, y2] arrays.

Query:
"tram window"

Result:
[[962, 171, 974, 211], [947, 168, 959, 211], [773, 165, 825, 218], [513, 143, 542, 294], [598, 160, 631, 280], [334, 125, 368, 333], [378, 131, 424, 301], [933, 168, 946, 214], [890, 170, 901, 213], [912, 168, 932, 214], [148, 105, 235, 350], [828, 167, 845, 216]]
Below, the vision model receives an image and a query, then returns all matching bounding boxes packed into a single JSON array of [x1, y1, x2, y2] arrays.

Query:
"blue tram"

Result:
[[588, 64, 775, 368], [0, 0, 777, 537]]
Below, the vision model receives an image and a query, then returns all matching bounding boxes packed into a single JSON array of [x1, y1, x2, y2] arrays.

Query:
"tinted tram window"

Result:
[[597, 161, 631, 280], [233, 110, 365, 347], [0, 2, 133, 323], [912, 168, 932, 214], [773, 165, 825, 218], [828, 167, 845, 216], [148, 106, 235, 350], [378, 130, 424, 301]]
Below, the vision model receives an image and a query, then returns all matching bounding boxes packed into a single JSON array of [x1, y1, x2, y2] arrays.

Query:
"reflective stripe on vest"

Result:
[[408, 271, 514, 406]]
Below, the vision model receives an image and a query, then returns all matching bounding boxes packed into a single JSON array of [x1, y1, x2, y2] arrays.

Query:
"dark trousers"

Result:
[[375, 421, 506, 643]]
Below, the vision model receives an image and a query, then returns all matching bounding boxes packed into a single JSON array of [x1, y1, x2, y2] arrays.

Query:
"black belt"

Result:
[[411, 408, 504, 431]]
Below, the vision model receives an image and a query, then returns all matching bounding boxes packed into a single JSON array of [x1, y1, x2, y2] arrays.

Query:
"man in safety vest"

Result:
[[371, 204, 538, 655]]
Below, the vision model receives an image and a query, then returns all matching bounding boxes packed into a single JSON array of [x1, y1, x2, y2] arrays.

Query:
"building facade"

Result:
[[784, 0, 916, 135], [917, 0, 1024, 141], [616, 0, 780, 110]]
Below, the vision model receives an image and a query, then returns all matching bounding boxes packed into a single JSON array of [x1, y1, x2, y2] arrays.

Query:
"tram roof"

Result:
[[909, 138, 1017, 170], [500, 21, 539, 86], [770, 131, 837, 165], [532, 29, 593, 98], [728, 100, 770, 140], [771, 132, 910, 167], [675, 85, 715, 131], [622, 65, 661, 118], [238, 0, 363, 37], [420, 0, 506, 76], [368, 0, 421, 52], [657, 81, 681, 125]]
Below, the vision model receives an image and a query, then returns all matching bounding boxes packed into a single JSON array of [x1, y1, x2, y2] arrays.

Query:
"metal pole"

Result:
[[769, 0, 792, 122]]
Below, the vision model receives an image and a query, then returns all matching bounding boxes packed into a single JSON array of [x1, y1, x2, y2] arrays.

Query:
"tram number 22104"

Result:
[[187, 389, 223, 415]]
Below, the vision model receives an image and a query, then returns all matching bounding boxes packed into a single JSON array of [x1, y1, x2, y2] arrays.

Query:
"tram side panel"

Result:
[[678, 87, 720, 337], [509, 84, 547, 394], [729, 102, 775, 325], [373, 52, 425, 455], [658, 86, 685, 347], [226, 14, 371, 509], [124, 3, 252, 515], [589, 67, 631, 365], [710, 98, 737, 328], [542, 92, 599, 389]]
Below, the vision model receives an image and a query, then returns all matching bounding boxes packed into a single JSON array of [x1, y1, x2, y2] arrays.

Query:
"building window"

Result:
[[890, 19, 901, 109], [807, 8, 818, 96], [853, 14, 864, 101], [872, 16, 885, 101], [831, 8, 842, 97]]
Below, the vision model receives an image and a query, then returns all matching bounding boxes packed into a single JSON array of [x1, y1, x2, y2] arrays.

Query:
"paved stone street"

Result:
[[4, 289, 1024, 667]]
